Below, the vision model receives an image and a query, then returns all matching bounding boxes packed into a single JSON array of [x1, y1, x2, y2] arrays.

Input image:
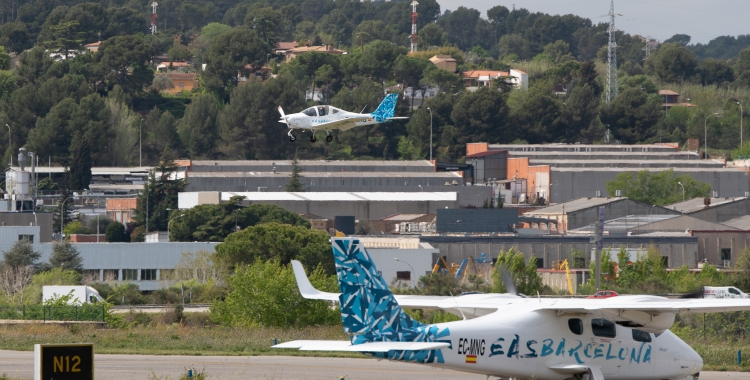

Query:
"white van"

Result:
[[42, 286, 104, 305], [703, 286, 749, 299]]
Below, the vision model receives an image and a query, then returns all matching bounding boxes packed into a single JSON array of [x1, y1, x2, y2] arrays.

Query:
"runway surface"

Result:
[[1, 350, 749, 379]]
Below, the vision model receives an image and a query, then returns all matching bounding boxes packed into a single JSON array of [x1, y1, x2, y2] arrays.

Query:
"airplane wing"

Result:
[[273, 340, 450, 352], [539, 295, 750, 332], [311, 116, 370, 131]]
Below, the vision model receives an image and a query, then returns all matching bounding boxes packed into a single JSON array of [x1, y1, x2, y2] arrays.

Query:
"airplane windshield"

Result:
[[302, 108, 317, 117]]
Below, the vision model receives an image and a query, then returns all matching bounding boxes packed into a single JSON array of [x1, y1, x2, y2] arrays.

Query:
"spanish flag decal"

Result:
[[466, 355, 477, 364]]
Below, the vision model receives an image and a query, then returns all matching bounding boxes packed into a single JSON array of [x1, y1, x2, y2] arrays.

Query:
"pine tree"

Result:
[[133, 149, 186, 231], [49, 241, 83, 272], [67, 133, 92, 191], [2, 241, 41, 270], [284, 152, 305, 192]]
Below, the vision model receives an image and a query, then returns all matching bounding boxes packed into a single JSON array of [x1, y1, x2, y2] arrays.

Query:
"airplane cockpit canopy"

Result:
[[302, 107, 317, 117]]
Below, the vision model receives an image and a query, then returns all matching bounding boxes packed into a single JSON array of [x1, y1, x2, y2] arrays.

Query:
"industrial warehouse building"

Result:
[[178, 191, 459, 221], [466, 142, 750, 203]]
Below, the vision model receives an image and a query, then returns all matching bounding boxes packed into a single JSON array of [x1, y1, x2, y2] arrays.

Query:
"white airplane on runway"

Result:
[[278, 93, 407, 142], [275, 238, 750, 380]]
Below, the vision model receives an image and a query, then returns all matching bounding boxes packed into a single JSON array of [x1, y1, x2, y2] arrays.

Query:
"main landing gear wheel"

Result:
[[289, 135, 296, 142], [326, 136, 333, 143], [310, 135, 317, 142]]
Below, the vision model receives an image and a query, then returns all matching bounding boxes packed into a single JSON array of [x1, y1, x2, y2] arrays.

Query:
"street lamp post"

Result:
[[393, 258, 415, 287], [168, 213, 186, 242], [59, 197, 74, 238], [427, 107, 433, 161], [5, 123, 9, 168], [139, 119, 143, 167], [738, 101, 744, 147], [677, 181, 685, 202], [704, 113, 719, 157]]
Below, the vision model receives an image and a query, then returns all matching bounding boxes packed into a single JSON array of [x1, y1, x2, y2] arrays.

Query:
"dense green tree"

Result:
[[202, 27, 268, 93], [602, 88, 662, 144], [664, 34, 691, 47], [605, 169, 711, 206], [698, 58, 735, 86], [177, 93, 219, 159], [735, 47, 750, 87], [49, 241, 83, 273], [491, 248, 543, 295], [438, 6, 487, 51], [0, 21, 32, 53], [418, 23, 446, 49], [647, 42, 697, 83], [359, 40, 405, 92], [94, 35, 155, 94], [2, 241, 41, 270], [214, 222, 334, 274], [496, 33, 532, 60], [211, 260, 339, 327], [509, 80, 563, 143], [170, 199, 310, 242], [105, 221, 128, 242], [67, 132, 92, 190], [452, 87, 510, 143]]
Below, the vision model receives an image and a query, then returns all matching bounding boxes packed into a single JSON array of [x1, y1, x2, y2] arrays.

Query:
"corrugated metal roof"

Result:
[[525, 197, 626, 215], [191, 160, 434, 167], [189, 171, 459, 178], [722, 215, 750, 230], [666, 197, 747, 214]]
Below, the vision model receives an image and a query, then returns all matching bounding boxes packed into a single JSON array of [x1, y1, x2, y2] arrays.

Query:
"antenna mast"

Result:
[[410, 1, 418, 53], [151, 1, 158, 35], [606, 0, 618, 105]]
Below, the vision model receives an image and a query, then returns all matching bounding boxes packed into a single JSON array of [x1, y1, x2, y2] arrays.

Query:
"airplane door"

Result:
[[669, 351, 680, 368]]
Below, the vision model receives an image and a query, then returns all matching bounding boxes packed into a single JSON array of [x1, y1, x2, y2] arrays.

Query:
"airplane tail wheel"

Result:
[[310, 135, 317, 142], [289, 135, 296, 142], [326, 136, 333, 143]]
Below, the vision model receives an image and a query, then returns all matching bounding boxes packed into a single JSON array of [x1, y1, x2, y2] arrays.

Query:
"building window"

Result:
[[103, 269, 119, 281], [178, 82, 185, 88], [122, 269, 138, 281], [18, 234, 34, 243], [721, 248, 731, 262], [536, 258, 544, 269], [141, 269, 157, 281], [82, 270, 100, 282]]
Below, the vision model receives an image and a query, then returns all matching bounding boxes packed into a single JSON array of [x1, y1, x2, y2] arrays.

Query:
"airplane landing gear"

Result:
[[326, 136, 333, 143], [289, 135, 296, 142], [310, 135, 317, 142]]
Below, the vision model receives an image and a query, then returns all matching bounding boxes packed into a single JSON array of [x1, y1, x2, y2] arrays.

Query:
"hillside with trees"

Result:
[[0, 1, 747, 178]]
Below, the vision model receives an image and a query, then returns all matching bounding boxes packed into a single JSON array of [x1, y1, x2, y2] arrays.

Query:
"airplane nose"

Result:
[[684, 346, 703, 374]]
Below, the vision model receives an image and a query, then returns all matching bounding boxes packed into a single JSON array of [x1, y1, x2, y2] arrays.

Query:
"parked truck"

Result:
[[42, 286, 104, 305], [703, 286, 749, 299]]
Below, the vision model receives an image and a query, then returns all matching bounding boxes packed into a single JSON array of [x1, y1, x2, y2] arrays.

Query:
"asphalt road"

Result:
[[1, 350, 749, 379]]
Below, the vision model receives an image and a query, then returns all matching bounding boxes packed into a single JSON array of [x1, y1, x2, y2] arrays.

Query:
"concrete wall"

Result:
[[0, 226, 41, 244], [185, 175, 463, 192], [421, 236, 699, 269], [0, 212, 53, 242], [693, 231, 750, 266], [551, 170, 750, 203], [245, 199, 456, 221], [368, 248, 438, 288]]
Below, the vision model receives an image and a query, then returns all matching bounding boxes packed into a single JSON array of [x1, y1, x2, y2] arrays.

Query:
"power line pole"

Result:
[[642, 36, 658, 60], [150, 1, 158, 35], [606, 0, 619, 105], [410, 1, 418, 53]]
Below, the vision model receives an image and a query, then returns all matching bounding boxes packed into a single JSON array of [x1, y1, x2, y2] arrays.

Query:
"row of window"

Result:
[[567, 318, 653, 343]]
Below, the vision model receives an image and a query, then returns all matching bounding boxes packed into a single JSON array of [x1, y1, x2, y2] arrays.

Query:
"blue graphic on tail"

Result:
[[370, 93, 398, 123], [332, 238, 450, 363]]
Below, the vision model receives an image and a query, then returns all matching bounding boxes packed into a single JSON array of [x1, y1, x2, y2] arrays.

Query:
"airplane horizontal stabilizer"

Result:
[[273, 340, 450, 352], [386, 117, 409, 120], [291, 260, 339, 301]]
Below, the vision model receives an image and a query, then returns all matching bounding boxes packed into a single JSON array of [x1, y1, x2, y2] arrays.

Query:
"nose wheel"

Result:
[[310, 135, 317, 142], [287, 129, 296, 142]]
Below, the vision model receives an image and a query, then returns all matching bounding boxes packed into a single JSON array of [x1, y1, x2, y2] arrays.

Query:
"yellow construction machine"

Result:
[[552, 259, 574, 295]]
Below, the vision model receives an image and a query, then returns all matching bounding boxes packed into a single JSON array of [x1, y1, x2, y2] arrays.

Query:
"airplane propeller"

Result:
[[499, 266, 519, 296], [679, 287, 704, 299], [278, 106, 289, 124]]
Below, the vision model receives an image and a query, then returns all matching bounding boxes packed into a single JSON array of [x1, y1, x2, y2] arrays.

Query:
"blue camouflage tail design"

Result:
[[332, 238, 451, 364], [370, 93, 398, 123]]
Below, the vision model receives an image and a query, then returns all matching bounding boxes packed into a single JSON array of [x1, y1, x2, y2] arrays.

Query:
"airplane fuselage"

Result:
[[370, 309, 701, 380], [286, 108, 377, 131]]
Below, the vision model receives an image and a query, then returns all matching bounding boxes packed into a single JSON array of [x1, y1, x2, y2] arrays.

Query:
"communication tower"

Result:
[[410, 1, 418, 53], [642, 37, 658, 60], [151, 1, 158, 35], [606, 0, 618, 105]]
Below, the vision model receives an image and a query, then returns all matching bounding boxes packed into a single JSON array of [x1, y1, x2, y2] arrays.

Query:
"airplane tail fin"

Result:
[[370, 93, 398, 123], [332, 238, 424, 335]]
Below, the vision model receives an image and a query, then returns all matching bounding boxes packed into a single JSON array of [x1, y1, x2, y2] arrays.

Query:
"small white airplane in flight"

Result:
[[278, 93, 407, 142], [276, 238, 750, 380]]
